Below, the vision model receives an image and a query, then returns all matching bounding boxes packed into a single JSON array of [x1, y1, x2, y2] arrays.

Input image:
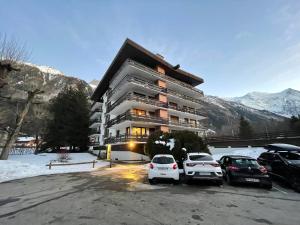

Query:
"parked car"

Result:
[[148, 154, 179, 184], [183, 152, 223, 185], [219, 155, 272, 189], [257, 143, 300, 192]]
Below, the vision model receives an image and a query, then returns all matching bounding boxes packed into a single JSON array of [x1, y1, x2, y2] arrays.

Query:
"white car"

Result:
[[148, 154, 180, 184], [183, 152, 223, 185]]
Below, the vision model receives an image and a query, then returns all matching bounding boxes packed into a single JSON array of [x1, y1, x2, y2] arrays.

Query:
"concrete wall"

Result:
[[111, 151, 149, 161]]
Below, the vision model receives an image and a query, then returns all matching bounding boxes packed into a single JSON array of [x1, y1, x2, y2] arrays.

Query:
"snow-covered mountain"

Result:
[[199, 95, 285, 135], [228, 88, 300, 117], [89, 79, 99, 90]]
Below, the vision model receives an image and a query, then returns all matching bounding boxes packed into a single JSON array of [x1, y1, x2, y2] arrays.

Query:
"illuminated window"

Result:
[[132, 127, 146, 136], [132, 108, 146, 116]]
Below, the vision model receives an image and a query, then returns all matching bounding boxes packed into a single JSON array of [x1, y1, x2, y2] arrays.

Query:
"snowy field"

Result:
[[0, 153, 109, 183], [210, 147, 265, 160]]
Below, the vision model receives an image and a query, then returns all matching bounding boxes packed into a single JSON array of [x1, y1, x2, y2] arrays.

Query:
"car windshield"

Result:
[[152, 156, 174, 164], [232, 158, 260, 168], [189, 155, 213, 161]]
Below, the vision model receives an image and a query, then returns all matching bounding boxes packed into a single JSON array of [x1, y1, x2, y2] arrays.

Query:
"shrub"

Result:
[[146, 130, 210, 165]]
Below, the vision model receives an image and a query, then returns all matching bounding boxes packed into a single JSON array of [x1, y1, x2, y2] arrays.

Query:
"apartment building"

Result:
[[90, 39, 206, 160]]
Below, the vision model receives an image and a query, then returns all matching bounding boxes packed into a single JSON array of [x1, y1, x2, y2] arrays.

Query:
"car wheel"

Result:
[[148, 179, 155, 185], [263, 183, 272, 190], [290, 176, 300, 192], [216, 180, 223, 186], [173, 179, 180, 185]]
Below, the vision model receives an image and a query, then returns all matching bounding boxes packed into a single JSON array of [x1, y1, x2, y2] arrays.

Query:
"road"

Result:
[[0, 163, 300, 225]]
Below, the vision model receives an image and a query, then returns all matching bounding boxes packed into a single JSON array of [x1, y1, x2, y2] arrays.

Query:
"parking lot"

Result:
[[0, 163, 300, 225]]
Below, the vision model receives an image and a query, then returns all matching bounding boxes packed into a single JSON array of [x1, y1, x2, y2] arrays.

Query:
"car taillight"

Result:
[[259, 166, 268, 174], [186, 163, 196, 167], [173, 163, 177, 170], [228, 165, 239, 171], [150, 163, 154, 169], [210, 163, 220, 167]]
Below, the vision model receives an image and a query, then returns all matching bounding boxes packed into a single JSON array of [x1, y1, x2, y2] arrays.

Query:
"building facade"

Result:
[[90, 39, 206, 160]]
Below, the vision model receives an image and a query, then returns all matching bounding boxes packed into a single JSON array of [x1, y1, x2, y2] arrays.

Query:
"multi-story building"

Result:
[[90, 39, 206, 160]]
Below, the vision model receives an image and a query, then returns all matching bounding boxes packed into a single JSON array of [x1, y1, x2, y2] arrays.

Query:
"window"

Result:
[[132, 108, 146, 116], [232, 158, 260, 168], [170, 115, 179, 123], [189, 155, 213, 161], [153, 156, 174, 164], [132, 127, 146, 136]]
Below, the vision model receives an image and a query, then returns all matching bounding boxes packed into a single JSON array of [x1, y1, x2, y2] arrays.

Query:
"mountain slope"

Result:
[[0, 62, 93, 134], [229, 88, 300, 117], [199, 95, 287, 135]]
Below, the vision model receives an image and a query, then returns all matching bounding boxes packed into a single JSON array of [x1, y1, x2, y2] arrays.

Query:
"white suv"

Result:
[[183, 152, 223, 185], [148, 154, 180, 184]]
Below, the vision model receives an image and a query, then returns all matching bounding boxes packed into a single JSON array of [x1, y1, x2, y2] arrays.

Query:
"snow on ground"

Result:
[[0, 153, 109, 183], [210, 147, 265, 160]]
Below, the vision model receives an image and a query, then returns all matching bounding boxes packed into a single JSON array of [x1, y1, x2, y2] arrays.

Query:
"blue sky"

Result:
[[1, 0, 299, 97]]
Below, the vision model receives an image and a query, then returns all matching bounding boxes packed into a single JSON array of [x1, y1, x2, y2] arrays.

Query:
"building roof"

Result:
[[91, 38, 204, 101]]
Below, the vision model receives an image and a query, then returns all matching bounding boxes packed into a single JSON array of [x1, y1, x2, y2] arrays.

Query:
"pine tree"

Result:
[[239, 116, 253, 138], [43, 87, 90, 152], [290, 115, 300, 133]]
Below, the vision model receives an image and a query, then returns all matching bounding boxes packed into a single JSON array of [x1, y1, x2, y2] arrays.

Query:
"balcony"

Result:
[[127, 60, 204, 95], [89, 141, 100, 146], [108, 75, 202, 104], [107, 111, 168, 127], [91, 101, 103, 112], [107, 92, 206, 117], [90, 108, 102, 118], [89, 128, 100, 135], [90, 118, 102, 125], [106, 111, 204, 129], [104, 134, 149, 144]]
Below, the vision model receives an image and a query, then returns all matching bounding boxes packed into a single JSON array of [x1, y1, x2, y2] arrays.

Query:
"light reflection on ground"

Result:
[[89, 163, 164, 191]]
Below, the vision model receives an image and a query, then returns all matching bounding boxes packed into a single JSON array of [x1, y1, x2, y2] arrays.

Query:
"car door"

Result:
[[270, 154, 286, 177]]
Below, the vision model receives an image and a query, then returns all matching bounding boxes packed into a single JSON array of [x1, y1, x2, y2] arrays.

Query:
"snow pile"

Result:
[[154, 138, 175, 151], [0, 153, 109, 183], [210, 147, 265, 160]]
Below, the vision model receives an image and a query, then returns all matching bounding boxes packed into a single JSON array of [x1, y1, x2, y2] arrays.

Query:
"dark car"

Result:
[[219, 155, 272, 189], [257, 143, 300, 192]]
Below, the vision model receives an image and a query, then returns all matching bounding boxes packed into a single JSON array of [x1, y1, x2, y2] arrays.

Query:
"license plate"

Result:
[[160, 173, 167, 176], [158, 167, 168, 170], [199, 172, 210, 176], [245, 178, 259, 182]]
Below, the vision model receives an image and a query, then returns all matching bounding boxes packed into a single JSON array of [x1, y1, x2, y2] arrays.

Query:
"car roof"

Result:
[[264, 143, 300, 152], [187, 152, 210, 156], [222, 155, 255, 160]]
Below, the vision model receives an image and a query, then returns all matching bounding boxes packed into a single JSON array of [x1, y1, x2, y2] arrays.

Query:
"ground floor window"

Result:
[[132, 127, 146, 136]]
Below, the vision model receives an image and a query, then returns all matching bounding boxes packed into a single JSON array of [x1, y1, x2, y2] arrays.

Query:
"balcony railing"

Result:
[[90, 109, 102, 119], [89, 141, 100, 146], [107, 92, 206, 117], [107, 111, 168, 127], [89, 128, 101, 135], [90, 118, 102, 125], [108, 75, 202, 104], [104, 134, 149, 144], [106, 111, 204, 129], [127, 59, 204, 95]]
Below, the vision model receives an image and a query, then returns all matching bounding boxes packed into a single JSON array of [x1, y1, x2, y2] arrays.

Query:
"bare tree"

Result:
[[0, 34, 43, 160], [0, 34, 29, 88]]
